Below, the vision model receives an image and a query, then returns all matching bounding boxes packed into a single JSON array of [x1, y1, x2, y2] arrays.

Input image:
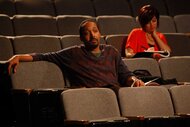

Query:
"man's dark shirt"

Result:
[[32, 44, 134, 88]]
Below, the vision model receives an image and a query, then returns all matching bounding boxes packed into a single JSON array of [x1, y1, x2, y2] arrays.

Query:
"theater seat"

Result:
[[174, 14, 190, 33], [15, 0, 56, 16], [54, 0, 95, 16], [165, 0, 190, 16], [0, 0, 16, 17], [61, 88, 123, 120], [105, 34, 128, 57], [60, 35, 83, 49], [123, 58, 161, 77], [157, 15, 177, 33], [118, 86, 174, 117], [11, 61, 65, 89], [0, 36, 14, 61], [129, 0, 168, 16], [56, 15, 93, 36], [13, 35, 62, 54], [159, 56, 190, 83], [169, 85, 190, 115], [96, 15, 137, 36], [0, 14, 14, 36], [164, 33, 190, 56], [13, 15, 58, 36], [93, 0, 132, 16]]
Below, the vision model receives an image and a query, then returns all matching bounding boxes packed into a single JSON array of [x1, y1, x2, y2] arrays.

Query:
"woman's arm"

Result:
[[152, 31, 171, 52], [125, 48, 135, 58]]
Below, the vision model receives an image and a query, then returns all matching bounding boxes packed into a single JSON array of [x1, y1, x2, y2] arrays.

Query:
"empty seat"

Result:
[[169, 85, 190, 114], [164, 33, 190, 56], [60, 35, 83, 49], [54, 0, 95, 16], [0, 36, 14, 61], [13, 15, 58, 36], [159, 56, 190, 83], [93, 0, 132, 16], [15, 0, 55, 16], [11, 61, 65, 89], [174, 15, 190, 33], [165, 0, 190, 16], [97, 16, 137, 36], [61, 88, 122, 120], [13, 35, 62, 54], [157, 15, 176, 33], [56, 15, 93, 36], [105, 34, 128, 57], [10, 61, 66, 126], [0, 0, 16, 17], [123, 58, 161, 77], [129, 0, 168, 16], [118, 86, 174, 116], [0, 14, 14, 36]]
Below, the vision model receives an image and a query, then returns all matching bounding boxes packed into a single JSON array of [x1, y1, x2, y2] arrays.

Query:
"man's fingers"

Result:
[[136, 80, 145, 87], [8, 63, 12, 75], [8, 63, 18, 75], [13, 64, 18, 73]]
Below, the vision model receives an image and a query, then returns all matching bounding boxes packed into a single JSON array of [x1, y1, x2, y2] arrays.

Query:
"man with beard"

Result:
[[7, 19, 144, 92]]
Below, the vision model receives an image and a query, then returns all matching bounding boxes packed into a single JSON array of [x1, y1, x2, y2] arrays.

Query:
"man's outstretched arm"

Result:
[[7, 54, 33, 74]]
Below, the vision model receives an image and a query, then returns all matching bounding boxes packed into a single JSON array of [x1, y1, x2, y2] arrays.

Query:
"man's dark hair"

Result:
[[79, 18, 98, 37], [138, 5, 160, 28]]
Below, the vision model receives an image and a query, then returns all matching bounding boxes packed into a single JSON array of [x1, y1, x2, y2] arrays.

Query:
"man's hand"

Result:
[[7, 54, 33, 75], [7, 55, 20, 75], [130, 76, 145, 87]]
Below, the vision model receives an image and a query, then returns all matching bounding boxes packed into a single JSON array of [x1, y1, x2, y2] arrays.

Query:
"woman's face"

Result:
[[144, 16, 158, 33]]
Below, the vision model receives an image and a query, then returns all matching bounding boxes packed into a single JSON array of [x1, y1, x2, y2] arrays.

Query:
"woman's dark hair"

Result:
[[138, 5, 160, 28]]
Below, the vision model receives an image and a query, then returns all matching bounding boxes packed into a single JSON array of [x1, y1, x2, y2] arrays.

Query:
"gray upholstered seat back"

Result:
[[118, 86, 174, 117], [11, 61, 65, 89], [61, 88, 121, 120], [169, 85, 190, 114]]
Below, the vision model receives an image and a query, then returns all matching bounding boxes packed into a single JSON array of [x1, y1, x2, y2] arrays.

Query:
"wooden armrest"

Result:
[[64, 120, 89, 125], [176, 113, 190, 118], [124, 116, 145, 120], [12, 89, 32, 94]]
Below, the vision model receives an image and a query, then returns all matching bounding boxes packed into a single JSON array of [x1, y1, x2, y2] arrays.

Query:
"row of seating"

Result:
[[0, 59, 190, 126], [61, 86, 190, 120], [2, 80, 190, 126], [1, 0, 190, 17], [1, 57, 185, 124], [124, 57, 190, 84], [1, 14, 190, 36], [106, 33, 190, 57], [6, 56, 189, 90], [1, 45, 190, 126], [1, 33, 190, 61]]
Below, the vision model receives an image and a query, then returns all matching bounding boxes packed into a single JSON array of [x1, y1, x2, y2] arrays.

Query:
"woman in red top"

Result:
[[125, 5, 171, 59]]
